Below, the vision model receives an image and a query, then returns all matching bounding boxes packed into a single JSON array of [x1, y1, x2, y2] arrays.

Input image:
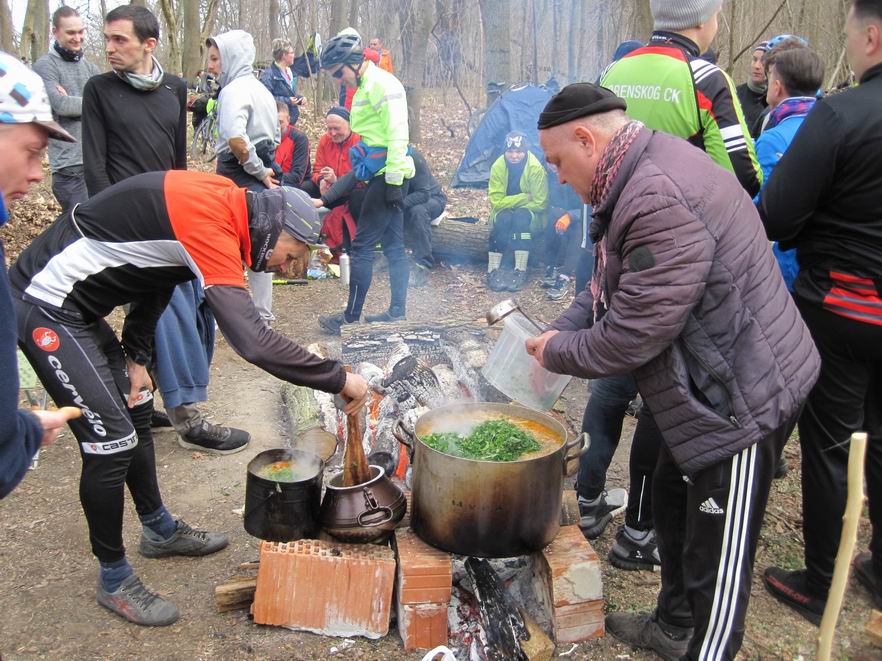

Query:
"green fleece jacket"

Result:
[[488, 152, 548, 232]]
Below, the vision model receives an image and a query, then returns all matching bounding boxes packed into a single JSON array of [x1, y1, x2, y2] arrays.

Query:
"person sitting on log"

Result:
[[402, 149, 446, 287], [274, 101, 312, 187], [487, 130, 547, 292]]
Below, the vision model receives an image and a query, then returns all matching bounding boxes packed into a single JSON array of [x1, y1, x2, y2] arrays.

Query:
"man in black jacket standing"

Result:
[[82, 5, 248, 453], [760, 0, 882, 624]]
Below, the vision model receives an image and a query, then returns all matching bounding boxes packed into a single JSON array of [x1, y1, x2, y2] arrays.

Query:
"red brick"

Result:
[[397, 602, 449, 651], [394, 528, 452, 605], [252, 539, 396, 639], [529, 525, 605, 643]]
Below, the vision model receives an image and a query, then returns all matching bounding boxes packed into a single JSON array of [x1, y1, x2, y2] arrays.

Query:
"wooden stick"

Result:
[[342, 366, 371, 487], [817, 432, 868, 661]]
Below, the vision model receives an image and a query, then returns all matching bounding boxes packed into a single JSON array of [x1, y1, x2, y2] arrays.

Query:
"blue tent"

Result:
[[451, 84, 554, 189]]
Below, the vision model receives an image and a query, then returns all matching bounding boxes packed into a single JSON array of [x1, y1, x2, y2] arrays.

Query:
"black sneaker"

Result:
[[364, 310, 406, 323], [150, 410, 173, 429], [487, 269, 506, 292], [507, 269, 528, 291], [763, 567, 826, 625], [96, 574, 179, 626], [319, 312, 360, 336], [540, 266, 558, 288], [606, 610, 692, 661], [853, 552, 882, 608], [179, 420, 250, 455], [609, 525, 661, 571], [547, 278, 569, 300], [139, 520, 229, 558], [578, 489, 627, 539]]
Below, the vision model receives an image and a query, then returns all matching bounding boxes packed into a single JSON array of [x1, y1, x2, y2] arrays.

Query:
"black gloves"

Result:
[[385, 183, 404, 207]]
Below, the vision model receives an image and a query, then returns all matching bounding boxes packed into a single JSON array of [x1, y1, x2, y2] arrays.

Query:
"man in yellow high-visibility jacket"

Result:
[[318, 32, 415, 335]]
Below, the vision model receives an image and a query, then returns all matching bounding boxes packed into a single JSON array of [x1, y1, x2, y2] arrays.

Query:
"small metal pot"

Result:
[[394, 402, 588, 557], [244, 449, 324, 542], [320, 465, 407, 543]]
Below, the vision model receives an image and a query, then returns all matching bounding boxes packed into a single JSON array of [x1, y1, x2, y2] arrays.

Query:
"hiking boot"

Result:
[[319, 312, 360, 336], [179, 420, 250, 455], [578, 489, 627, 539], [606, 610, 692, 661], [609, 525, 661, 571], [763, 567, 826, 625], [139, 520, 229, 558], [96, 574, 179, 626], [364, 310, 406, 323], [508, 269, 528, 291], [540, 266, 558, 288], [853, 552, 882, 608], [410, 263, 429, 287], [150, 410, 173, 429], [547, 278, 569, 300]]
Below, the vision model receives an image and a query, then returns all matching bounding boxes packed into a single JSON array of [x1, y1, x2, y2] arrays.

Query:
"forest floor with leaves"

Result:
[[1, 91, 879, 660]]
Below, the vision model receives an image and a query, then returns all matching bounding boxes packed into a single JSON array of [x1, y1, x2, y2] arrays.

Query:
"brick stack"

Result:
[[252, 539, 396, 639], [531, 525, 604, 643], [393, 528, 453, 651]]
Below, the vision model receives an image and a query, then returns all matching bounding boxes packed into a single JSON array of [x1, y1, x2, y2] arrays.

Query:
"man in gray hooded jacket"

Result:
[[206, 30, 280, 324]]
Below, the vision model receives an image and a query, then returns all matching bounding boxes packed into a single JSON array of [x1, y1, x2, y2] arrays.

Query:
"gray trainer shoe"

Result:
[[609, 524, 661, 571], [139, 520, 229, 559], [606, 610, 692, 661], [96, 574, 179, 626], [578, 488, 628, 539]]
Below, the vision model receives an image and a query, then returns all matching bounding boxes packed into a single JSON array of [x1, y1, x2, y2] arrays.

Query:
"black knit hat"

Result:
[[537, 83, 628, 130], [326, 106, 351, 122]]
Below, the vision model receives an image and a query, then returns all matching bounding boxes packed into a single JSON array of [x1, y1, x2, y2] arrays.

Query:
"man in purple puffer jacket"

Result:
[[528, 83, 820, 661]]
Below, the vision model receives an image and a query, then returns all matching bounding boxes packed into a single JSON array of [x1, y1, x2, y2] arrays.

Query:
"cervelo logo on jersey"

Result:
[[32, 327, 60, 352], [46, 355, 107, 437], [83, 432, 138, 455], [606, 84, 682, 103]]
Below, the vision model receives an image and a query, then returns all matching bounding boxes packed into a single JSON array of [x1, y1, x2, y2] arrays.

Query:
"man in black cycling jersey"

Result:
[[10, 170, 369, 626]]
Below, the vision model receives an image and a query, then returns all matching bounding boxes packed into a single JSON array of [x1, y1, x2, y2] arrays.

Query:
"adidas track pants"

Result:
[[653, 413, 797, 660]]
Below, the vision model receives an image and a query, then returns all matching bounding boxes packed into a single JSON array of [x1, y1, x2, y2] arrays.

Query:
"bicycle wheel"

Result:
[[190, 115, 217, 163]]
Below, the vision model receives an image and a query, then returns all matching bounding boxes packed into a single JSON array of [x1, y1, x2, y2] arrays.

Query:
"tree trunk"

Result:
[[634, 0, 653, 41], [0, 0, 12, 53], [181, 0, 202, 81], [20, 0, 49, 64], [129, 0, 147, 6], [430, 218, 491, 263], [478, 0, 511, 103], [400, 0, 434, 144], [348, 0, 359, 29], [158, 0, 182, 75], [330, 0, 346, 37], [269, 0, 281, 40]]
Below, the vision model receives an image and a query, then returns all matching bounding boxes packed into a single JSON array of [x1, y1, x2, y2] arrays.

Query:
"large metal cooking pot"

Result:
[[394, 402, 588, 557]]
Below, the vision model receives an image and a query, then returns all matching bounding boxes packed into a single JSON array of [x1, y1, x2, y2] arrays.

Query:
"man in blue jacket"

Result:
[[753, 39, 824, 291], [0, 53, 79, 498]]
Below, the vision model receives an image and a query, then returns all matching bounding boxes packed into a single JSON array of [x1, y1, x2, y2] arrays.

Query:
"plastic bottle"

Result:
[[339, 251, 351, 287]]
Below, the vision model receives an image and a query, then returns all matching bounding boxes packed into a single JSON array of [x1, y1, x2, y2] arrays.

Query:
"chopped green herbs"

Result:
[[422, 418, 541, 462]]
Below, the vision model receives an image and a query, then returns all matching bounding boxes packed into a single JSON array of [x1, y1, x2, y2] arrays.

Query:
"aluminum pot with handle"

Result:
[[394, 402, 588, 557]]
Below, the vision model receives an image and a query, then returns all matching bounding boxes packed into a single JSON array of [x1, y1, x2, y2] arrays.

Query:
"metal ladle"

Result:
[[485, 298, 544, 333]]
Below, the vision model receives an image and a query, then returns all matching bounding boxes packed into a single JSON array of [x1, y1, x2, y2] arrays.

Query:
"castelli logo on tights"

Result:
[[46, 355, 107, 437], [32, 327, 60, 352]]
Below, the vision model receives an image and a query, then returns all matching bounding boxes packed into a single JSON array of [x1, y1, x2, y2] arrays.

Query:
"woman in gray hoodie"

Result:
[[206, 29, 280, 322]]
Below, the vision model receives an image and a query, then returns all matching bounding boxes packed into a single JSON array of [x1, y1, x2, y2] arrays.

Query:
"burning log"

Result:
[[465, 557, 536, 661]]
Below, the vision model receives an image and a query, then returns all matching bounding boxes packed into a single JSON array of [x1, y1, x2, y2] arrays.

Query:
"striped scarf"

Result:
[[589, 120, 643, 322], [766, 96, 816, 131]]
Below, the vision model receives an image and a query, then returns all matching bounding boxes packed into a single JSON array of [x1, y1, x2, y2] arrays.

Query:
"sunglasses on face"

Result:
[[332, 67, 345, 79]]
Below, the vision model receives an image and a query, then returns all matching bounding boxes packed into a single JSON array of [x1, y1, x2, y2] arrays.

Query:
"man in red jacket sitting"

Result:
[[306, 107, 361, 251]]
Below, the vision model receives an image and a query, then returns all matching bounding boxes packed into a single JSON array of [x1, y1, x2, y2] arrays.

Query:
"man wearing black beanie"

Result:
[[529, 83, 819, 660]]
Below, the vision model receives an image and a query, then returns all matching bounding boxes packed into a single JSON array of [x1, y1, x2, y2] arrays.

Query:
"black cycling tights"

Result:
[[15, 298, 164, 563]]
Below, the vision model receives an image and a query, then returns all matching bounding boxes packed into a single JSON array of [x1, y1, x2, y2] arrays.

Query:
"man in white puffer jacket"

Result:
[[207, 29, 280, 322]]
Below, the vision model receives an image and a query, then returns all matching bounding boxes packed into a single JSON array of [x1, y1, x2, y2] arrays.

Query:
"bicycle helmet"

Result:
[[320, 33, 364, 69], [766, 34, 809, 50]]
